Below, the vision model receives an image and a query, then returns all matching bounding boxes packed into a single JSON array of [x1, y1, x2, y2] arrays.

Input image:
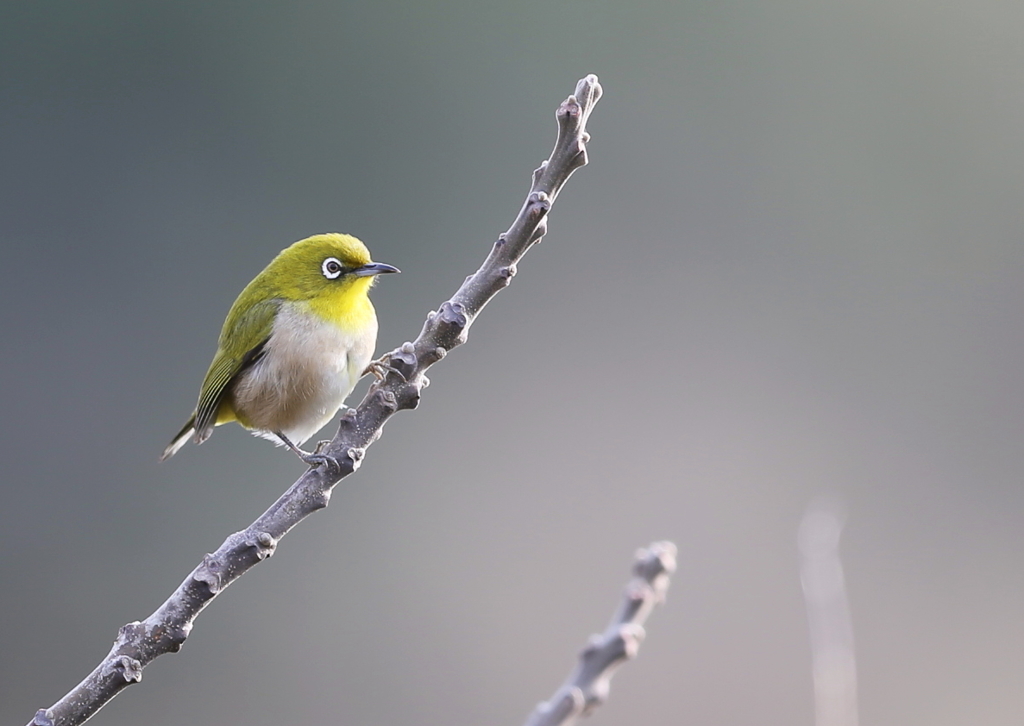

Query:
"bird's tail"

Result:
[[160, 414, 196, 461]]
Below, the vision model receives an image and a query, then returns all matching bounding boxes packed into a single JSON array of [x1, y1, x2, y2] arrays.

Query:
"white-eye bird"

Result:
[[161, 233, 399, 464]]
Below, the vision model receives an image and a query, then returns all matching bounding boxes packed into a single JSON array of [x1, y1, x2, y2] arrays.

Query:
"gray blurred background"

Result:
[[2, 1, 1022, 724]]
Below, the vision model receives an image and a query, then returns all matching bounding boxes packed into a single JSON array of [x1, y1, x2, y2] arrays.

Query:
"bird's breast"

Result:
[[229, 301, 377, 443]]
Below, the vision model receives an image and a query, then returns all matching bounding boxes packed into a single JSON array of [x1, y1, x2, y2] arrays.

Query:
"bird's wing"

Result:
[[193, 298, 280, 441]]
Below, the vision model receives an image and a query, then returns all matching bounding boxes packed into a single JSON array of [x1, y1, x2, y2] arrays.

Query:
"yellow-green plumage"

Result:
[[161, 233, 398, 462]]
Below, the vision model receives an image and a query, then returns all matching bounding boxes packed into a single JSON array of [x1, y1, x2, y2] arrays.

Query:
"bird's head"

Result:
[[264, 233, 400, 303]]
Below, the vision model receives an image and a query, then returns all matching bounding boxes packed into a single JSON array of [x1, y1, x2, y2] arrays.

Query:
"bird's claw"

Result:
[[276, 431, 339, 471], [364, 355, 406, 383], [299, 441, 339, 471], [299, 451, 340, 471]]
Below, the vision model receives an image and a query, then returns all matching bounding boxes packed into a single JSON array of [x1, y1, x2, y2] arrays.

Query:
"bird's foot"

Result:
[[276, 432, 339, 471], [364, 354, 406, 383], [298, 451, 339, 470]]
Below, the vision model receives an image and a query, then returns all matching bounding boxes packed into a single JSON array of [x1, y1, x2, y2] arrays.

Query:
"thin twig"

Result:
[[523, 541, 677, 726], [28, 74, 603, 726]]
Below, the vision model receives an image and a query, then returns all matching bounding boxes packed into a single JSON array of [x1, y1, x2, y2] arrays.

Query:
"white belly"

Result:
[[230, 302, 376, 445]]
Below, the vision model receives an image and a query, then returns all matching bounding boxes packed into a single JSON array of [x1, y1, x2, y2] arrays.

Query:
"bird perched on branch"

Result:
[[161, 233, 399, 465]]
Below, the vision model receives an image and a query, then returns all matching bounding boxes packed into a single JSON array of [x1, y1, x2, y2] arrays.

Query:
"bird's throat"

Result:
[[306, 278, 376, 331]]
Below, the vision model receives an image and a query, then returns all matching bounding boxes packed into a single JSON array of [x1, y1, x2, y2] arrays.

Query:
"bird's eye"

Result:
[[322, 257, 345, 279]]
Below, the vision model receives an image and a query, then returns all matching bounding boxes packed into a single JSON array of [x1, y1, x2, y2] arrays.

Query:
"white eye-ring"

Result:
[[322, 257, 345, 279]]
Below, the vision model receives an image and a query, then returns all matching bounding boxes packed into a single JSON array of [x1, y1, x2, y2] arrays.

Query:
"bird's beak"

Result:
[[353, 262, 401, 277]]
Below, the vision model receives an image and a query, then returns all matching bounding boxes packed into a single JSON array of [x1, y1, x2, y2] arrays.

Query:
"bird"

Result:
[[161, 233, 399, 465]]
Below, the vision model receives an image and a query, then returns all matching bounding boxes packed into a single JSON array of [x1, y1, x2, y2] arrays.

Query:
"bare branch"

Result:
[[28, 74, 603, 726], [523, 541, 677, 726]]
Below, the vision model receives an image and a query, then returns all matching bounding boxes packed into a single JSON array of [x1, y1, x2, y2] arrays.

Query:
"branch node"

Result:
[[115, 621, 145, 647], [115, 618, 149, 651], [559, 687, 587, 715], [102, 655, 143, 683], [634, 541, 678, 599], [498, 264, 517, 286], [335, 407, 359, 437], [524, 194, 551, 234], [249, 531, 277, 560], [31, 710, 54, 726], [529, 190, 552, 209], [346, 447, 365, 470], [585, 678, 610, 709], [532, 160, 549, 186], [385, 342, 417, 380], [618, 623, 646, 659], [570, 147, 589, 171], [376, 387, 399, 412], [557, 95, 582, 126], [624, 580, 650, 605], [566, 687, 586, 711], [428, 346, 446, 364], [581, 633, 603, 658], [397, 380, 422, 410], [436, 301, 470, 346], [530, 219, 548, 244], [193, 554, 223, 594]]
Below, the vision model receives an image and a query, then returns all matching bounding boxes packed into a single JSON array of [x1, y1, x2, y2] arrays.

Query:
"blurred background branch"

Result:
[[800, 499, 858, 726], [524, 541, 677, 726]]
